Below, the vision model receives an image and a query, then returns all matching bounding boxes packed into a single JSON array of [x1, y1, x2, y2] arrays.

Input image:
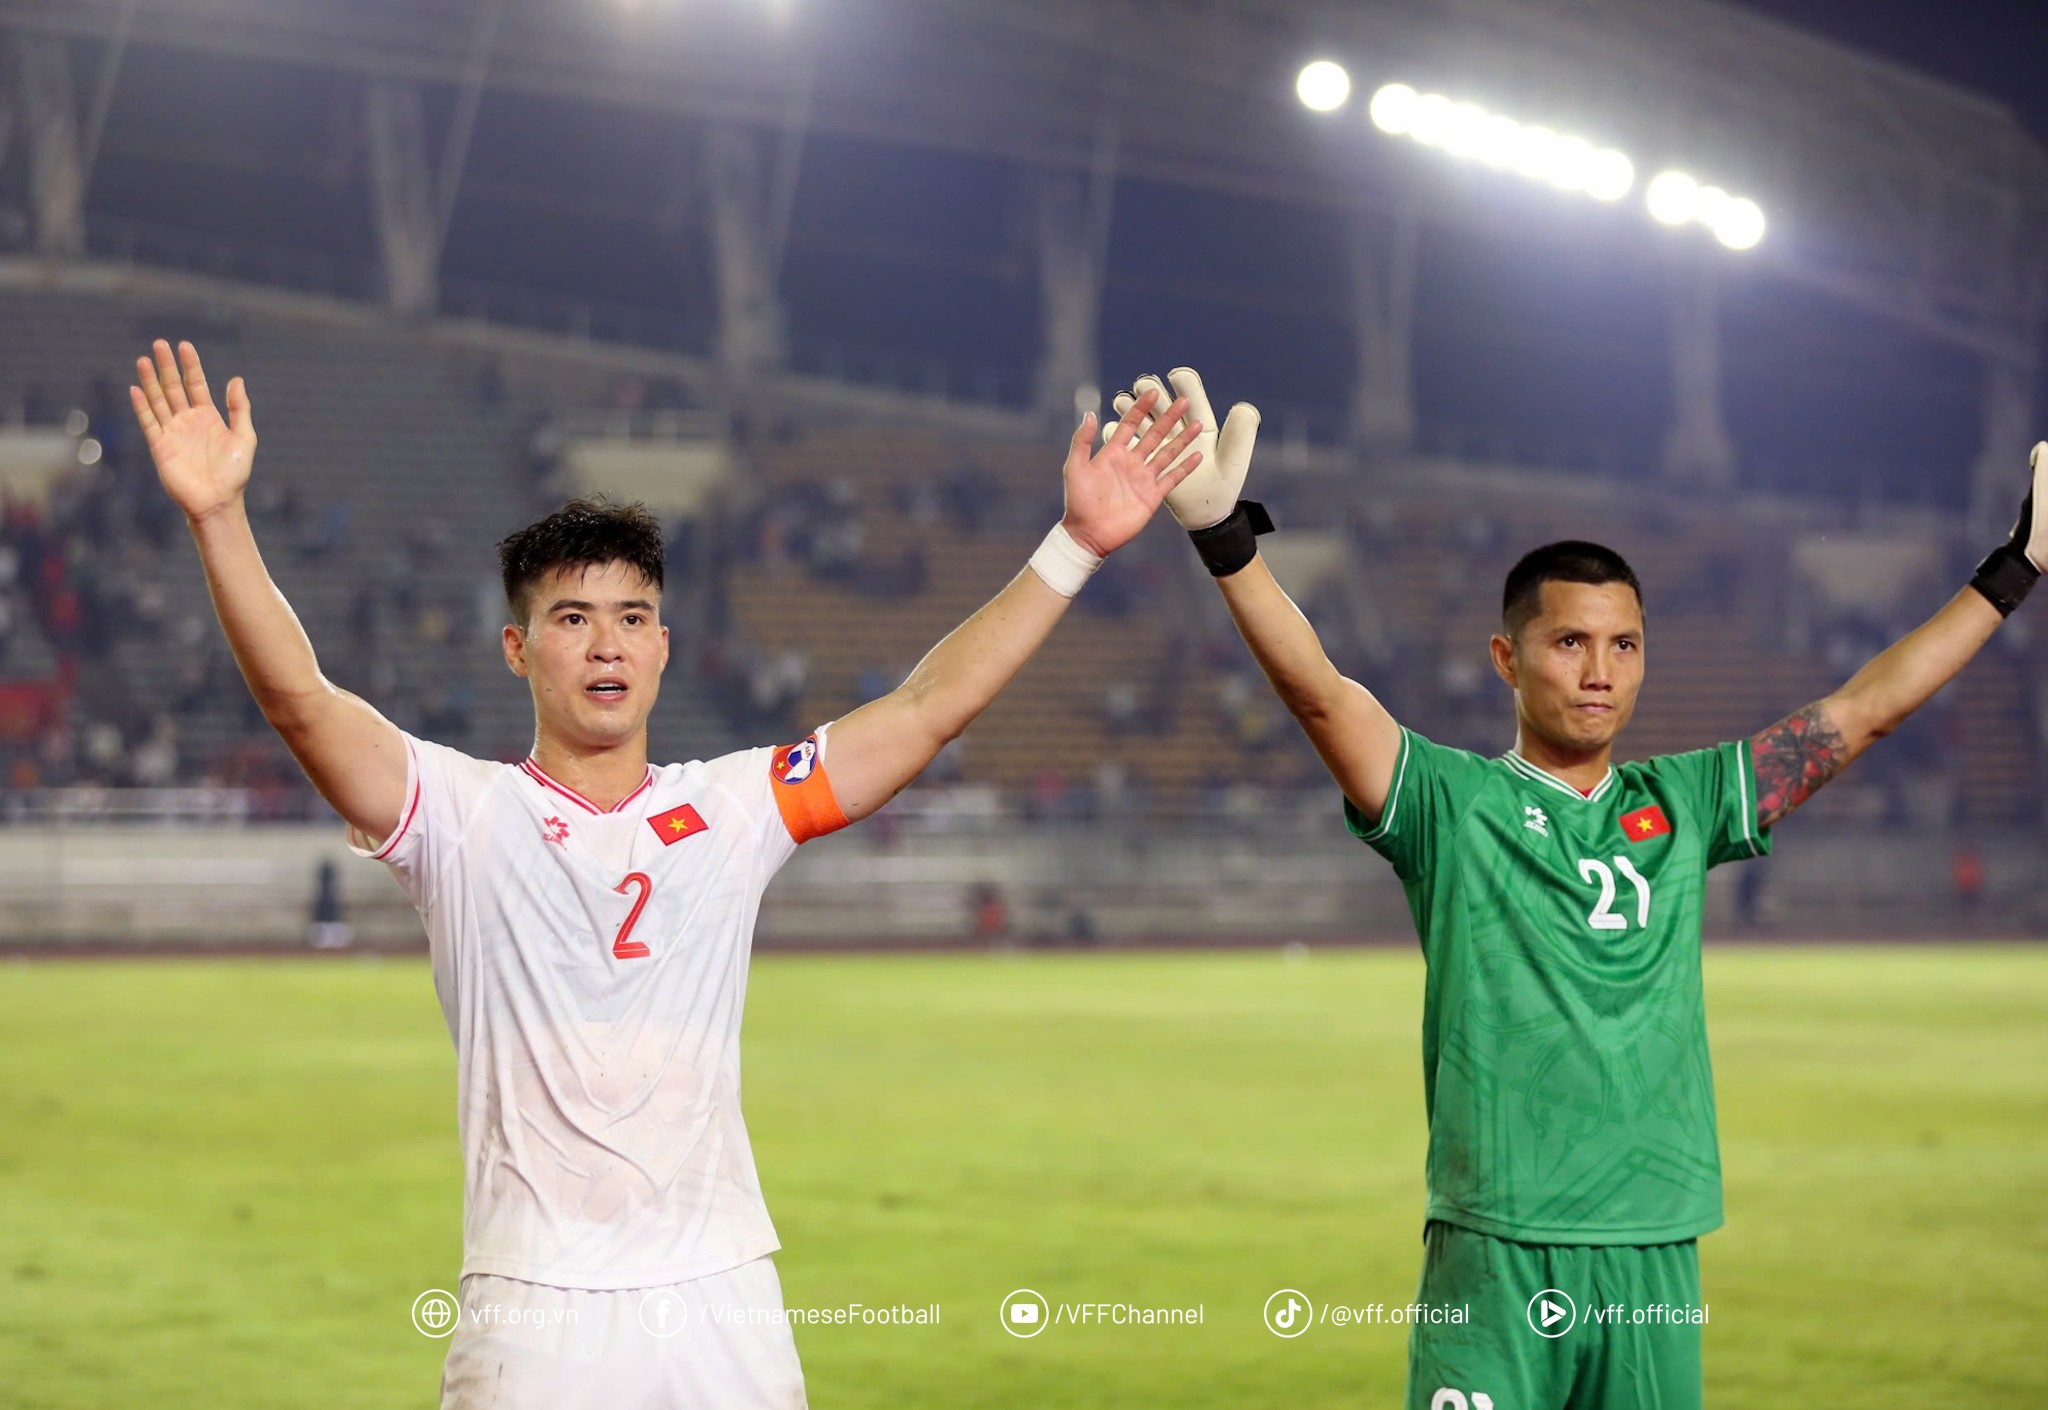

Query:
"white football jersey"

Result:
[[350, 727, 846, 1291]]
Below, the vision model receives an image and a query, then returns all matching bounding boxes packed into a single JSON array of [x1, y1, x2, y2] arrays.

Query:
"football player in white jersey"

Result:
[[128, 339, 1206, 1409]]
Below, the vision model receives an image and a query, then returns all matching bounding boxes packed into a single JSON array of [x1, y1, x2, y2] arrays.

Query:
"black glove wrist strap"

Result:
[[1969, 544, 2039, 618], [1188, 500, 1274, 578]]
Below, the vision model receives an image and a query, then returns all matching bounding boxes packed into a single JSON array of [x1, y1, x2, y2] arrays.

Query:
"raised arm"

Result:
[[823, 389, 1202, 823], [1751, 589, 2001, 826], [1752, 442, 2046, 829], [130, 340, 409, 841], [1106, 367, 1402, 821], [1214, 555, 1404, 822]]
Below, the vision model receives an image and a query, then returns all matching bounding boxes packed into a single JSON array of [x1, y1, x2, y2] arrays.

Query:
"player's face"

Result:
[[1490, 580, 1644, 754], [504, 561, 669, 749]]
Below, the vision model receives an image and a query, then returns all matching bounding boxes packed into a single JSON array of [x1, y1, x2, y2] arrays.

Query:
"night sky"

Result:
[[1729, 0, 2048, 140]]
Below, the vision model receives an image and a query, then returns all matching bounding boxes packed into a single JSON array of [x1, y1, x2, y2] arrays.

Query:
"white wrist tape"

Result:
[[1027, 522, 1103, 599]]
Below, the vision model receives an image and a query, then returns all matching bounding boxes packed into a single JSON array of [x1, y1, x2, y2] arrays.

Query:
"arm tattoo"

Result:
[[1750, 703, 1851, 829]]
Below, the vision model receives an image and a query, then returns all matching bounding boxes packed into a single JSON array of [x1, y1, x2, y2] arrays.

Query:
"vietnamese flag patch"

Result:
[[1621, 804, 1672, 843], [647, 803, 709, 846]]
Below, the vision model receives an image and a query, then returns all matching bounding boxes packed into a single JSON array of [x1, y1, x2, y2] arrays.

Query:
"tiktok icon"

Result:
[[1263, 1288, 1314, 1338]]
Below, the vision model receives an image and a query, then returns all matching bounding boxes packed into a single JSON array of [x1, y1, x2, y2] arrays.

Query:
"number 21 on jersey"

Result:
[[1577, 855, 1651, 931]]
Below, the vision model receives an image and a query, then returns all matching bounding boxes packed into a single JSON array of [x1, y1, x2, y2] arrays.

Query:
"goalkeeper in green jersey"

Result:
[[1107, 369, 2046, 1410]]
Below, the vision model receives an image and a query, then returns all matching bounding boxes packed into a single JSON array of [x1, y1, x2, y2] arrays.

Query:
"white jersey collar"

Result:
[[520, 757, 656, 815]]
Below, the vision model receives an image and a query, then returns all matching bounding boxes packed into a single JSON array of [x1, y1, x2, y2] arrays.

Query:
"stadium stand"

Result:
[[1, 280, 2041, 830]]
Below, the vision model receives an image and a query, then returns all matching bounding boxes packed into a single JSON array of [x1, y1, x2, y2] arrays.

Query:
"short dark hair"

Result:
[[1501, 540, 1643, 636], [497, 495, 665, 626]]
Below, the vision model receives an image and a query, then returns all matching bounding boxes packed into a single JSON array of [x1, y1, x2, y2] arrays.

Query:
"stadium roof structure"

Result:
[[2, 0, 2043, 517], [11, 0, 2043, 360]]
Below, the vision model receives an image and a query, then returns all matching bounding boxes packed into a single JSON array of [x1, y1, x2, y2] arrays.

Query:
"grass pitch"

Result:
[[1, 946, 2043, 1408]]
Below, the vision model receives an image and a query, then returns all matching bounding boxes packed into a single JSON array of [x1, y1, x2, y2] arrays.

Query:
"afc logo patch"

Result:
[[773, 736, 819, 786]]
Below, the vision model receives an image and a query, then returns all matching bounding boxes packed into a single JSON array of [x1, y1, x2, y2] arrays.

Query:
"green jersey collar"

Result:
[[1500, 749, 1617, 803]]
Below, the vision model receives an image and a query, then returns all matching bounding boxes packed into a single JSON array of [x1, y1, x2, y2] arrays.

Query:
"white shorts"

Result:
[[440, 1256, 807, 1410]]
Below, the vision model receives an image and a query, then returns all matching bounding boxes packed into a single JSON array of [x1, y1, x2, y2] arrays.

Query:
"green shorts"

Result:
[[1405, 1220, 1705, 1410]]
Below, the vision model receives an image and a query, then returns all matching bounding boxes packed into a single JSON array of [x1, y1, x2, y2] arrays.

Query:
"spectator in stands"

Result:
[[810, 517, 863, 583], [88, 375, 131, 469], [1103, 679, 1139, 737], [131, 716, 180, 789], [1952, 843, 1985, 919], [35, 719, 75, 787], [971, 883, 1009, 942], [892, 478, 941, 527], [80, 719, 126, 784], [171, 647, 217, 719], [308, 858, 352, 950], [1735, 859, 1766, 932], [1025, 765, 1071, 823]]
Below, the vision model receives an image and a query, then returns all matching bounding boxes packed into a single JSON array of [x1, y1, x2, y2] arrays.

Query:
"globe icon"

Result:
[[412, 1290, 461, 1338]]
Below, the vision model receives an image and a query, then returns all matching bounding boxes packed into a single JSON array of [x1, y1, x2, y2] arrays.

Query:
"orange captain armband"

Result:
[[769, 735, 849, 843]]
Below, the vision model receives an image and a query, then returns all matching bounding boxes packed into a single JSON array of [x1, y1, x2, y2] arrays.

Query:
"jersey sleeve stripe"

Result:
[[1734, 739, 1762, 856], [369, 739, 423, 861], [1355, 728, 1412, 843]]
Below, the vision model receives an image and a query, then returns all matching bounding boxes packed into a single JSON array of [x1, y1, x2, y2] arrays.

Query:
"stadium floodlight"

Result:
[[1472, 113, 1523, 169], [1512, 125, 1560, 180], [1545, 135, 1597, 192], [1297, 60, 1353, 113], [1409, 92, 1456, 147], [1646, 169, 1766, 250], [1586, 149, 1635, 203], [1715, 197, 1767, 251], [1368, 83, 1420, 135], [1365, 83, 1635, 206], [1646, 170, 1699, 225], [1347, 75, 1760, 248]]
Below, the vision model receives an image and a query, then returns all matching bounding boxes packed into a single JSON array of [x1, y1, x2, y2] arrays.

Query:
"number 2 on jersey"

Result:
[[612, 872, 653, 959], [1577, 856, 1651, 931]]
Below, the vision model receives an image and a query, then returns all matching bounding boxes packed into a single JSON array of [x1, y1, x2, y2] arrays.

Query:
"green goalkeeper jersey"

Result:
[[1348, 729, 1771, 1245]]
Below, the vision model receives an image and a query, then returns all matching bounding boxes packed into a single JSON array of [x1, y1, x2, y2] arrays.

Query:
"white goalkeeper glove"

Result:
[[1107, 368, 1261, 532], [1969, 441, 2048, 616]]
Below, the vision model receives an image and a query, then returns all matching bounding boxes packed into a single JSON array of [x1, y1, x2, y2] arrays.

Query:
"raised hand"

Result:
[[1060, 388, 1203, 558], [1110, 368, 1261, 531], [129, 340, 257, 524]]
